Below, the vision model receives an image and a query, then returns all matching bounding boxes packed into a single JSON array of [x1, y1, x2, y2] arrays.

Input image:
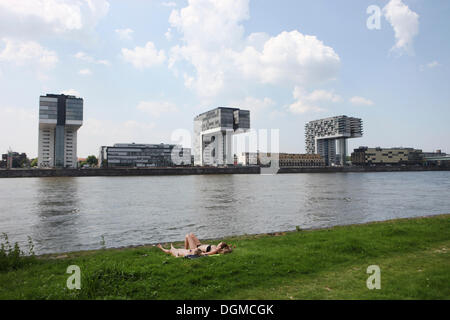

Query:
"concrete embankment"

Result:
[[0, 166, 260, 178], [0, 165, 448, 178], [277, 166, 450, 173]]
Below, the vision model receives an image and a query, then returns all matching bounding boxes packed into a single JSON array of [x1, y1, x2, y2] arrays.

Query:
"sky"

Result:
[[0, 0, 449, 158]]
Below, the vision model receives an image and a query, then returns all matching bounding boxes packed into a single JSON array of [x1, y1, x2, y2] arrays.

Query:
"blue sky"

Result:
[[0, 0, 449, 158]]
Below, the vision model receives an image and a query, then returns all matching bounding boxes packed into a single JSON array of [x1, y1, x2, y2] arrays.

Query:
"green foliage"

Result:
[[86, 155, 98, 166], [30, 158, 38, 167], [0, 233, 35, 272], [100, 235, 106, 250], [0, 215, 449, 299]]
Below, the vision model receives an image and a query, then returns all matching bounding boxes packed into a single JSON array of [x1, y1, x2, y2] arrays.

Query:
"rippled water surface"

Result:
[[0, 172, 449, 254]]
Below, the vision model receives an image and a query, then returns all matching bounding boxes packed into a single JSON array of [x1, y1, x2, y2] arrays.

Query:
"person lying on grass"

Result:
[[157, 233, 233, 257]]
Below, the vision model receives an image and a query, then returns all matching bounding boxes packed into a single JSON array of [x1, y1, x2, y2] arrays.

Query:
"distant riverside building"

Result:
[[194, 107, 250, 166], [99, 143, 191, 167], [278, 153, 325, 167], [351, 147, 424, 166], [238, 152, 325, 167], [38, 94, 83, 168], [422, 150, 450, 167], [238, 152, 259, 166], [422, 150, 446, 159], [305, 115, 363, 166], [1, 151, 28, 168]]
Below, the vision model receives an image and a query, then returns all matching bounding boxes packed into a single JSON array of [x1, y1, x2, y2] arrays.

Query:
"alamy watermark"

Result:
[[66, 265, 81, 290], [366, 265, 381, 290], [367, 5, 382, 30], [169, 128, 281, 175]]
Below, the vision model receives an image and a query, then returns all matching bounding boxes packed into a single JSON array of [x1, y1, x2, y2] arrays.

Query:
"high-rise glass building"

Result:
[[305, 115, 362, 166], [38, 94, 83, 168], [194, 107, 250, 166]]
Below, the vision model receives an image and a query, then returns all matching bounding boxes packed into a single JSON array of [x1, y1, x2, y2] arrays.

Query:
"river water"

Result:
[[0, 171, 449, 254]]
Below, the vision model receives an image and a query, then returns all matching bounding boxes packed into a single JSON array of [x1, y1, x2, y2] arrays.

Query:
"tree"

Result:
[[30, 158, 38, 167], [86, 155, 98, 166]]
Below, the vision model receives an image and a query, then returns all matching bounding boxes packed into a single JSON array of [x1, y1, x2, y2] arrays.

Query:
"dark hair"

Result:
[[219, 242, 233, 254]]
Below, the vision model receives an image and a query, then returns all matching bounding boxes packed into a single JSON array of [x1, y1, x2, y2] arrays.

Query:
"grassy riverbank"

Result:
[[1, 214, 449, 299]]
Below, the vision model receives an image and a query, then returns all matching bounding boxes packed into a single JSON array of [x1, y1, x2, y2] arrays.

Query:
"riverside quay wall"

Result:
[[277, 166, 450, 173], [0, 166, 260, 178], [0, 165, 449, 178]]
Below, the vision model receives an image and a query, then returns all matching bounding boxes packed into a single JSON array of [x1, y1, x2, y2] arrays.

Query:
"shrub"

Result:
[[0, 233, 35, 272]]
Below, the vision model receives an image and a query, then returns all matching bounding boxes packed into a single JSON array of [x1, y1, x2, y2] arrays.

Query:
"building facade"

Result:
[[422, 150, 446, 159], [305, 116, 363, 166], [0, 152, 28, 168], [238, 152, 325, 167], [194, 107, 250, 166], [99, 143, 191, 167], [422, 150, 450, 167], [351, 147, 424, 165], [38, 94, 83, 168]]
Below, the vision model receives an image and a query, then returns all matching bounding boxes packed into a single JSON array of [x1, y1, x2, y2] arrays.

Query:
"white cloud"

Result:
[[97, 59, 110, 66], [61, 89, 81, 97], [0, 38, 58, 69], [74, 52, 89, 61], [165, 28, 173, 41], [288, 87, 341, 114], [162, 2, 177, 7], [419, 61, 441, 71], [235, 31, 340, 86], [115, 28, 134, 40], [383, 0, 419, 55], [74, 51, 110, 66], [78, 68, 92, 76], [137, 101, 179, 117], [229, 96, 275, 118], [0, 0, 109, 39], [307, 89, 341, 103], [168, 0, 340, 98], [427, 61, 440, 68], [349, 96, 374, 106], [288, 101, 324, 115], [121, 42, 166, 69]]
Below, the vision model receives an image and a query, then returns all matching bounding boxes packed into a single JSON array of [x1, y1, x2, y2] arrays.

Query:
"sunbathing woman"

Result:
[[157, 233, 233, 257]]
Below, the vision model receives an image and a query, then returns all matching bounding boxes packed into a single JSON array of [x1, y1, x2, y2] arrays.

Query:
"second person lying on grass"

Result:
[[157, 233, 233, 257]]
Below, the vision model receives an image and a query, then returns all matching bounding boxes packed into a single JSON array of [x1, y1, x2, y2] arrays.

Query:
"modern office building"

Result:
[[38, 94, 83, 168], [194, 107, 250, 166], [99, 143, 191, 167], [278, 153, 325, 167], [351, 147, 424, 166], [237, 152, 259, 166], [305, 115, 363, 166], [422, 150, 446, 159], [421, 150, 449, 167], [238, 152, 325, 167], [0, 151, 28, 169]]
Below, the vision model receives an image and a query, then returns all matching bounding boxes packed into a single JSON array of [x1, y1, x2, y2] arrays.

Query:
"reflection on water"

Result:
[[0, 171, 449, 254], [33, 178, 82, 253]]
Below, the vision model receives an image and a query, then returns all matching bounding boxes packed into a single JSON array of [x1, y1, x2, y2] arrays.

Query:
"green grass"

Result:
[[0, 214, 449, 299]]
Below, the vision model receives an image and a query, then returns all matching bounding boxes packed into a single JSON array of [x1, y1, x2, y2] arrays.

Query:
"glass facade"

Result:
[[193, 107, 251, 166], [39, 99, 58, 120], [305, 115, 363, 166], [38, 94, 83, 168], [104, 143, 191, 167], [66, 99, 83, 121]]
